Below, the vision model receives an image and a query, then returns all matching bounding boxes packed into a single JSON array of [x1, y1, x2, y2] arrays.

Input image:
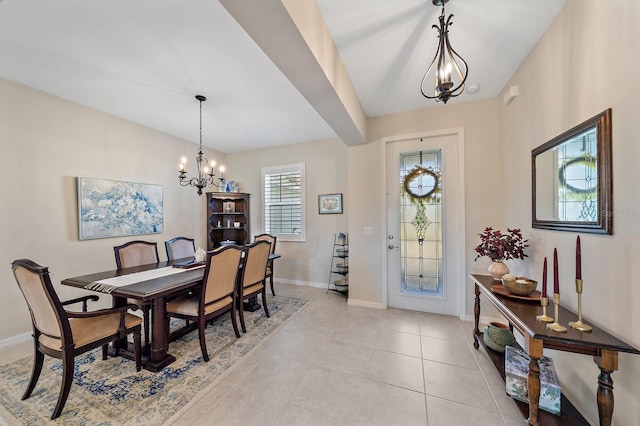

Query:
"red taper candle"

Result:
[[553, 248, 559, 294], [576, 235, 582, 280], [542, 257, 548, 298]]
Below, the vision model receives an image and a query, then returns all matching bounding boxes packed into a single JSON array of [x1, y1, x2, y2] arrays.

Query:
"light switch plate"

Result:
[[363, 226, 373, 237]]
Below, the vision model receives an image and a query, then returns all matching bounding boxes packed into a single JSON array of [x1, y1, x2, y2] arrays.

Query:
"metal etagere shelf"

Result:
[[328, 233, 348, 298]]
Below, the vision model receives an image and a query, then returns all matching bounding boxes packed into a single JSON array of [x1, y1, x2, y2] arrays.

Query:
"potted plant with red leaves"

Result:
[[475, 227, 529, 280]]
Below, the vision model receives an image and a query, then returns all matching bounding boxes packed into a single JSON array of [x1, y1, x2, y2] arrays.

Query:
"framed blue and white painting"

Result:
[[78, 177, 164, 240]]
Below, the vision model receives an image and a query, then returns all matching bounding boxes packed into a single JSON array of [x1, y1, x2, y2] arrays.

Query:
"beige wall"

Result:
[[499, 0, 640, 423], [346, 141, 385, 306], [0, 78, 220, 339], [347, 97, 501, 309], [225, 138, 348, 287], [225, 96, 502, 314]]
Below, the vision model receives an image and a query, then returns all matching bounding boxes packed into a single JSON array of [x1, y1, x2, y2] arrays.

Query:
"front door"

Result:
[[385, 131, 465, 317]]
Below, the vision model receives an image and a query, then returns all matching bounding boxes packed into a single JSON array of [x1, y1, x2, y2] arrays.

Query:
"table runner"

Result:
[[85, 265, 203, 294]]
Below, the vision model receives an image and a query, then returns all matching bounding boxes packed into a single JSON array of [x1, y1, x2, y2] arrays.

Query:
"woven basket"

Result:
[[502, 276, 537, 296]]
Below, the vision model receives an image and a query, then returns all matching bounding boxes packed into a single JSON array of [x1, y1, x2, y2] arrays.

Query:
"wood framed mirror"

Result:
[[532, 109, 612, 234]]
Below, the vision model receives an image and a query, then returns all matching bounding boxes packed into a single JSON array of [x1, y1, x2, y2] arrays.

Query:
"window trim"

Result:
[[261, 163, 306, 242]]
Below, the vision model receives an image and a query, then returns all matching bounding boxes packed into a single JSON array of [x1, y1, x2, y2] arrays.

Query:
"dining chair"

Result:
[[253, 233, 277, 296], [237, 240, 271, 333], [166, 245, 243, 361], [113, 240, 159, 269], [113, 240, 159, 347], [11, 259, 142, 420], [165, 237, 196, 261]]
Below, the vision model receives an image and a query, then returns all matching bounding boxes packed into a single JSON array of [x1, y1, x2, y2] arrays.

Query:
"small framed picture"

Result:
[[318, 193, 343, 214]]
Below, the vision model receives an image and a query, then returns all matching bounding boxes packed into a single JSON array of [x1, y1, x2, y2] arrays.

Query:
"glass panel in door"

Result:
[[400, 150, 443, 296]]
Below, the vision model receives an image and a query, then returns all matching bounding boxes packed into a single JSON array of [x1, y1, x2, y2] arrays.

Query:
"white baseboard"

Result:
[[277, 280, 385, 310], [347, 298, 385, 309], [275, 278, 327, 289], [0, 332, 31, 349]]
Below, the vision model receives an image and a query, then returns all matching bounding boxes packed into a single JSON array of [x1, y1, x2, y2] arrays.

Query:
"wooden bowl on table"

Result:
[[501, 276, 537, 296]]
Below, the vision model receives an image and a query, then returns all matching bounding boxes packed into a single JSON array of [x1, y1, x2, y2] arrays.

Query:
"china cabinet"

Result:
[[206, 192, 250, 250]]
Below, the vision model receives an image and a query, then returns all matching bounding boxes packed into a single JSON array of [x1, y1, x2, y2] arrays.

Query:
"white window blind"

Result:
[[262, 163, 306, 242]]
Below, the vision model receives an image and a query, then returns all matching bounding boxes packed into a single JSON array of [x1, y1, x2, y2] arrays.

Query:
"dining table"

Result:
[[62, 260, 203, 371], [61, 253, 280, 372]]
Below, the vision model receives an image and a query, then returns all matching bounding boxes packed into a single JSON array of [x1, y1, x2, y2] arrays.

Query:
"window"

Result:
[[262, 163, 306, 242], [400, 150, 443, 296]]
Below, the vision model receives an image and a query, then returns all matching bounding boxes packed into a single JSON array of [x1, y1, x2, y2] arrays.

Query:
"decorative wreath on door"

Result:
[[403, 166, 441, 203], [402, 166, 441, 244]]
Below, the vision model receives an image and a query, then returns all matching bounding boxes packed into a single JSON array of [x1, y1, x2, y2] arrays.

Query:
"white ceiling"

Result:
[[0, 0, 565, 153]]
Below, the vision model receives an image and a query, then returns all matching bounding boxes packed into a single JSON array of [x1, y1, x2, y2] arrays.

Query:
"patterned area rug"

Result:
[[0, 295, 308, 425]]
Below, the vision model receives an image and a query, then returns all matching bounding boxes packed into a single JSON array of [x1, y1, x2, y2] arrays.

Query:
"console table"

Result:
[[471, 274, 639, 426]]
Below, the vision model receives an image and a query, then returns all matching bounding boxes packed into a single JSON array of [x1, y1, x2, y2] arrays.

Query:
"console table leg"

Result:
[[473, 284, 481, 349], [594, 349, 618, 426], [524, 338, 544, 426], [527, 355, 541, 426]]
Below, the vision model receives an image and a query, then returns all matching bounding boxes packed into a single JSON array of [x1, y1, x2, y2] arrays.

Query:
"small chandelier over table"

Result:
[[178, 95, 226, 195], [420, 0, 469, 104]]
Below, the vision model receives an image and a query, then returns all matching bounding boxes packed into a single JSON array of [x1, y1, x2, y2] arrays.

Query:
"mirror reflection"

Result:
[[532, 109, 612, 234], [535, 126, 597, 221]]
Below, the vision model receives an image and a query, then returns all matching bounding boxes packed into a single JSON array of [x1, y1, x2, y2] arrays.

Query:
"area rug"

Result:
[[0, 295, 309, 425]]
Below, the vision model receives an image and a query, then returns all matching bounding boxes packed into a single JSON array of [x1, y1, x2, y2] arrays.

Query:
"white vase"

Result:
[[488, 261, 509, 281], [195, 248, 206, 263]]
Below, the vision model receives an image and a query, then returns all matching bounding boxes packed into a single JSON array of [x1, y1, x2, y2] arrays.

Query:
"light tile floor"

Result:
[[170, 284, 526, 426], [0, 284, 526, 425]]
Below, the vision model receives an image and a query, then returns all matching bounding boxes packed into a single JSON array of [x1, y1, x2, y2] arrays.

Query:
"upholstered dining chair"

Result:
[[113, 240, 159, 347], [165, 237, 196, 261], [113, 240, 159, 269], [237, 240, 271, 333], [11, 259, 142, 420], [166, 244, 243, 361], [253, 233, 277, 296]]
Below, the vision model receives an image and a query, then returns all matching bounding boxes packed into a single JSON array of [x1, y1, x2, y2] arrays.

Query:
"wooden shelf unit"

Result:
[[206, 192, 250, 250]]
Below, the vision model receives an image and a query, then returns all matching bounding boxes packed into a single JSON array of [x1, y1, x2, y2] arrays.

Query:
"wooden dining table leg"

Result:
[[243, 295, 262, 312], [143, 296, 175, 372]]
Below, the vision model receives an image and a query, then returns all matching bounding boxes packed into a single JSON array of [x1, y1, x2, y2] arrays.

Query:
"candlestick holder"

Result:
[[546, 293, 567, 332], [569, 279, 592, 332], [536, 297, 554, 322]]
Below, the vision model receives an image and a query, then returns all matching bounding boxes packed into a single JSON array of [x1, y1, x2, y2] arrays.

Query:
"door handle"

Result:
[[388, 244, 399, 250]]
